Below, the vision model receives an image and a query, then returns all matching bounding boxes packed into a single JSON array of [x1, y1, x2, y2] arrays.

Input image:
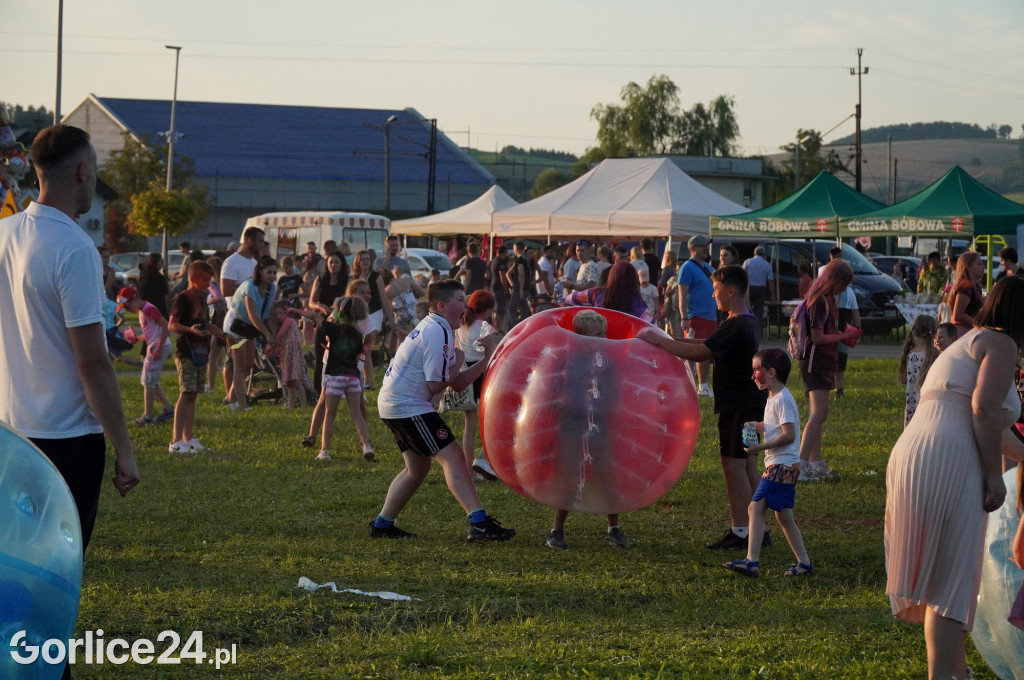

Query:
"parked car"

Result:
[[111, 250, 214, 286], [402, 247, 452, 284], [867, 255, 920, 291], [721, 240, 905, 331]]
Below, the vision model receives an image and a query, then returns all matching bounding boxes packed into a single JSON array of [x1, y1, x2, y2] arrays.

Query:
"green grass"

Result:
[[72, 357, 996, 678]]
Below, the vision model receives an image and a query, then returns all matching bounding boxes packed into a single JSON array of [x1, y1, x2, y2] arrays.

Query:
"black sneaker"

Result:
[[762, 529, 772, 547], [606, 527, 629, 548], [706, 529, 747, 551], [546, 529, 568, 549], [467, 516, 516, 542], [368, 521, 416, 539]]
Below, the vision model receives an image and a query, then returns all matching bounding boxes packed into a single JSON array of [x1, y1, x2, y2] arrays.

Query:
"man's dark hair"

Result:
[[998, 246, 1019, 264], [829, 246, 843, 260], [179, 241, 191, 250], [497, 245, 508, 254], [514, 241, 525, 250], [241, 226, 265, 243], [641, 238, 653, 251], [710, 264, 748, 297], [928, 251, 941, 262], [31, 125, 91, 176], [468, 241, 480, 255], [428, 279, 464, 307], [755, 348, 792, 384]]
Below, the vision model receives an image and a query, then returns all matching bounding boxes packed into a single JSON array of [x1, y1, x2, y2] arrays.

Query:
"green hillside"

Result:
[[468, 147, 577, 201]]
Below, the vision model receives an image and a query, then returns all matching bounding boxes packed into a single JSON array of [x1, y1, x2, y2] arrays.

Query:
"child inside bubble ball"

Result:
[[545, 309, 629, 550]]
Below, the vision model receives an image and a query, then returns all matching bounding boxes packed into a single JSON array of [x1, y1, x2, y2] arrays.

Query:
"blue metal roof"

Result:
[[95, 97, 491, 185]]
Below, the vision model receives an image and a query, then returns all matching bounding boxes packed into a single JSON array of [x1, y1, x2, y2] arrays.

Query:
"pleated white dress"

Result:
[[885, 329, 1020, 630]]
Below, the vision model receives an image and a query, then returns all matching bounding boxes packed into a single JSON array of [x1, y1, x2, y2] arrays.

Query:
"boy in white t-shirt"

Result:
[[724, 348, 813, 578]]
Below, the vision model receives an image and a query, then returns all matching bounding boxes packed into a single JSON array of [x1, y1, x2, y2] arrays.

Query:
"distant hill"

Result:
[[468, 146, 577, 201], [831, 121, 1009, 146], [768, 137, 1022, 203]]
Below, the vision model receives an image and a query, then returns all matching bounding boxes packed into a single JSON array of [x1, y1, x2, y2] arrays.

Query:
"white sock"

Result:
[[731, 526, 749, 539]]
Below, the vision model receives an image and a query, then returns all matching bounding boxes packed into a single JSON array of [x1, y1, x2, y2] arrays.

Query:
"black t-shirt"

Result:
[[322, 320, 364, 377], [463, 256, 489, 293], [170, 289, 210, 358], [644, 253, 661, 286], [490, 257, 510, 296], [278, 273, 304, 299], [702, 312, 766, 415]]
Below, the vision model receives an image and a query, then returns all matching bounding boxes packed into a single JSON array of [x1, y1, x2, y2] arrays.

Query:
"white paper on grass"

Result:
[[297, 576, 421, 601]]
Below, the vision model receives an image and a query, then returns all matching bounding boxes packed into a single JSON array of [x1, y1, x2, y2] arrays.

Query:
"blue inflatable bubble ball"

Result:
[[0, 422, 83, 680], [972, 468, 1024, 680]]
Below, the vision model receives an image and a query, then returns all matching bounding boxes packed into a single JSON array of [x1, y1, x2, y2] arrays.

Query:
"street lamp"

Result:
[[161, 45, 182, 263], [383, 114, 397, 216]]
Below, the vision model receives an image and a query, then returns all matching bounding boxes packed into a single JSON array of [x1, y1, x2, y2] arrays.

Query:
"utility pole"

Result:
[[54, 0, 64, 124], [850, 48, 869, 193]]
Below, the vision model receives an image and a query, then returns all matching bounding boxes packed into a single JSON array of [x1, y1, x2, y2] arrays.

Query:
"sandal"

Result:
[[134, 414, 154, 426], [783, 562, 813, 577], [301, 436, 315, 448], [723, 558, 759, 577]]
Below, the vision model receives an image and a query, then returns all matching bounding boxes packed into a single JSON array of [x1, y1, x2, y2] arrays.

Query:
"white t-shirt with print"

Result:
[[763, 387, 801, 467], [377, 313, 457, 419]]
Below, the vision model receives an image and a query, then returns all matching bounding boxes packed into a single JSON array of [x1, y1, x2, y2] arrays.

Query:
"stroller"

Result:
[[245, 337, 284, 406]]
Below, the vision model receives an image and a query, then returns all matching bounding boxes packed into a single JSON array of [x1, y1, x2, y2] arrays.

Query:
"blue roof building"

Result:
[[63, 95, 495, 244]]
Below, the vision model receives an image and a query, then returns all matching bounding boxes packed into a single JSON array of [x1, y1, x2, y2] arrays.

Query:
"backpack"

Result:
[[787, 299, 816, 370]]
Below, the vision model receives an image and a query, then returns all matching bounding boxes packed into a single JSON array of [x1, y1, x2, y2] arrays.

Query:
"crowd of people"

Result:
[[6, 124, 1024, 680]]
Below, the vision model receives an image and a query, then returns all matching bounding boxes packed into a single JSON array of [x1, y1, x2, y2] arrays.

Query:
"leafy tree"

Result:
[[99, 131, 206, 246], [128, 182, 205, 238], [765, 129, 847, 203], [998, 124, 1013, 140], [530, 168, 573, 198], [583, 76, 740, 176]]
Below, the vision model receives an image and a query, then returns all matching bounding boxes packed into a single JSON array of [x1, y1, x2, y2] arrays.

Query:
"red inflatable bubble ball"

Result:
[[479, 307, 699, 514]]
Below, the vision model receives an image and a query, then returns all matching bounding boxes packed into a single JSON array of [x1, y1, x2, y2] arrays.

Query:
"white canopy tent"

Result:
[[391, 185, 518, 235], [490, 157, 747, 240]]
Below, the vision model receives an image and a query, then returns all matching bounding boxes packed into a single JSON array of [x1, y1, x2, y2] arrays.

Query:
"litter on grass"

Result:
[[297, 576, 421, 601]]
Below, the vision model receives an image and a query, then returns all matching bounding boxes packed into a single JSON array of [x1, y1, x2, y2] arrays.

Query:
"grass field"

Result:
[[69, 357, 1000, 679]]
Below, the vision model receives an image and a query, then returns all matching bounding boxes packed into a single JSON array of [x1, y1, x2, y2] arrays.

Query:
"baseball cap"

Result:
[[687, 234, 711, 248], [115, 287, 139, 313]]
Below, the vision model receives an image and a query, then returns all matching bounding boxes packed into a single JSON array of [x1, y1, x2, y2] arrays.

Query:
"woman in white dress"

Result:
[[885, 275, 1024, 680]]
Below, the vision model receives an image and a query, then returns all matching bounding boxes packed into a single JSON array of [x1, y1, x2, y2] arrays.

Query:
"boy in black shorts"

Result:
[[638, 265, 767, 551], [370, 280, 515, 542]]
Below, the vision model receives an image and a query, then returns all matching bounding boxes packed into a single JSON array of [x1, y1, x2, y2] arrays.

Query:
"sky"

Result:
[[7, 0, 1024, 158]]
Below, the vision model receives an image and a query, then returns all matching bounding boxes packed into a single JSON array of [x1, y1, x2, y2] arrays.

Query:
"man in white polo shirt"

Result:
[[0, 128, 139, 680], [370, 280, 516, 541]]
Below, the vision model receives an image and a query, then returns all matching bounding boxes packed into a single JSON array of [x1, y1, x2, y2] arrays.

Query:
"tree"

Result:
[[765, 129, 848, 203], [128, 182, 205, 238], [998, 124, 1013, 140], [583, 76, 740, 175], [530, 168, 573, 198], [99, 131, 206, 248]]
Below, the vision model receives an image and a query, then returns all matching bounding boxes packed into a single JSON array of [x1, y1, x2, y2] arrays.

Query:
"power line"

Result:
[[0, 47, 851, 70]]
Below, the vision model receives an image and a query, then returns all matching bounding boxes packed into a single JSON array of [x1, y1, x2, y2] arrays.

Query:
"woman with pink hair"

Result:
[[797, 261, 862, 481]]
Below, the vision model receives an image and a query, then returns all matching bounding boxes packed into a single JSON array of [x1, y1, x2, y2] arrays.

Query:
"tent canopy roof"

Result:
[[839, 166, 1024, 238], [390, 185, 517, 235], [710, 171, 885, 239], [491, 157, 746, 239]]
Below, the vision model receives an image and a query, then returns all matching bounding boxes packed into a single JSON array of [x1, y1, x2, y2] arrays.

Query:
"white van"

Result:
[[242, 211, 391, 261]]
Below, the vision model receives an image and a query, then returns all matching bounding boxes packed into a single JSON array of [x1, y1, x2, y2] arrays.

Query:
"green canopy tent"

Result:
[[838, 166, 1024, 239], [710, 171, 885, 239]]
